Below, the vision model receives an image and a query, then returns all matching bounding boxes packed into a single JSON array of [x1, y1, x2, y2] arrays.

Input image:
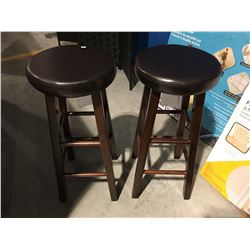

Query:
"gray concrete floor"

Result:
[[1, 32, 245, 218]]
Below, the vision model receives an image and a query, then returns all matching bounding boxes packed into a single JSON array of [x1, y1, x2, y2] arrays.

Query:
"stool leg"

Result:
[[132, 86, 151, 158], [92, 91, 118, 201], [183, 93, 205, 199], [45, 95, 67, 202], [58, 97, 74, 161], [132, 90, 160, 198], [174, 95, 190, 159], [101, 89, 117, 159]]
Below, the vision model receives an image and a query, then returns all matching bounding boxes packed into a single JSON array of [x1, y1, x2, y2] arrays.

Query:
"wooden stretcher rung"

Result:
[[156, 109, 184, 114], [64, 172, 107, 177], [67, 111, 95, 116], [144, 170, 187, 175], [61, 137, 100, 147], [150, 136, 191, 144]]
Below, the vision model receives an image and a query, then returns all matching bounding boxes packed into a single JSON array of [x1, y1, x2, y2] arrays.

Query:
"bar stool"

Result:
[[26, 45, 118, 202], [132, 44, 221, 199]]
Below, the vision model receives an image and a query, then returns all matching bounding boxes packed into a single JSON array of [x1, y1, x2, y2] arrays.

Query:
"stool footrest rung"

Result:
[[150, 136, 191, 144], [64, 171, 107, 177], [67, 111, 95, 116], [61, 137, 100, 147], [157, 109, 184, 114], [144, 170, 187, 175]]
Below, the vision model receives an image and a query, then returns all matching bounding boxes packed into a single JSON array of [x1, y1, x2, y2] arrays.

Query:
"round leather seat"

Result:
[[26, 45, 116, 97], [135, 44, 222, 95]]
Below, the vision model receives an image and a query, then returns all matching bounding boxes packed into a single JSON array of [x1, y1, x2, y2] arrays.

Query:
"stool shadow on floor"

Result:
[[111, 114, 138, 197], [1, 99, 110, 217], [138, 116, 183, 195], [140, 145, 186, 196], [2, 59, 30, 77]]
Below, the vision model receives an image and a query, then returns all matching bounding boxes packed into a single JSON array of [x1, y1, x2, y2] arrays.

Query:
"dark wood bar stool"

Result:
[[26, 45, 118, 202], [132, 44, 221, 199]]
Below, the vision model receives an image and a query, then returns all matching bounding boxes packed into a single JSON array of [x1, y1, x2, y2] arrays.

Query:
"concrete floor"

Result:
[[1, 32, 244, 217]]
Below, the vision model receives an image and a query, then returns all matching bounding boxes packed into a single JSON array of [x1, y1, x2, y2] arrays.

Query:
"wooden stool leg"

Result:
[[92, 91, 118, 201], [45, 95, 67, 202], [58, 97, 74, 161], [174, 95, 190, 159], [132, 90, 160, 198], [183, 93, 205, 199], [132, 86, 151, 158], [101, 89, 117, 159]]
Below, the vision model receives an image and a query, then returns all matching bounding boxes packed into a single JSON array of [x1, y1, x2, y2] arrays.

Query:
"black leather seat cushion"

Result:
[[26, 45, 116, 97], [135, 44, 222, 95]]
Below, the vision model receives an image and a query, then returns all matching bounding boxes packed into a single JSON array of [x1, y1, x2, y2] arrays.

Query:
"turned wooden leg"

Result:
[[132, 90, 160, 198], [183, 93, 205, 199], [58, 97, 74, 161], [45, 95, 67, 202], [174, 95, 190, 159], [132, 86, 151, 158], [92, 91, 118, 201], [101, 89, 117, 159]]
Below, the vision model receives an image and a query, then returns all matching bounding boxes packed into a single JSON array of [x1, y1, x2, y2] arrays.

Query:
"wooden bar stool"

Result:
[[132, 44, 222, 199], [26, 45, 117, 202]]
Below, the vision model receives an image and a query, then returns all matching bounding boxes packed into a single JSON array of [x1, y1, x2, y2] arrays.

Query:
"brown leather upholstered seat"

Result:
[[135, 44, 222, 95], [26, 45, 116, 98]]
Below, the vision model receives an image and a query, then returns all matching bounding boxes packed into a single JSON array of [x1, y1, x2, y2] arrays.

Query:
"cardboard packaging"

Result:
[[200, 85, 250, 216]]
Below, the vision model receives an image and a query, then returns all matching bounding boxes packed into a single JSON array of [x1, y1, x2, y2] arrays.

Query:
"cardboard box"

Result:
[[200, 85, 250, 216]]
